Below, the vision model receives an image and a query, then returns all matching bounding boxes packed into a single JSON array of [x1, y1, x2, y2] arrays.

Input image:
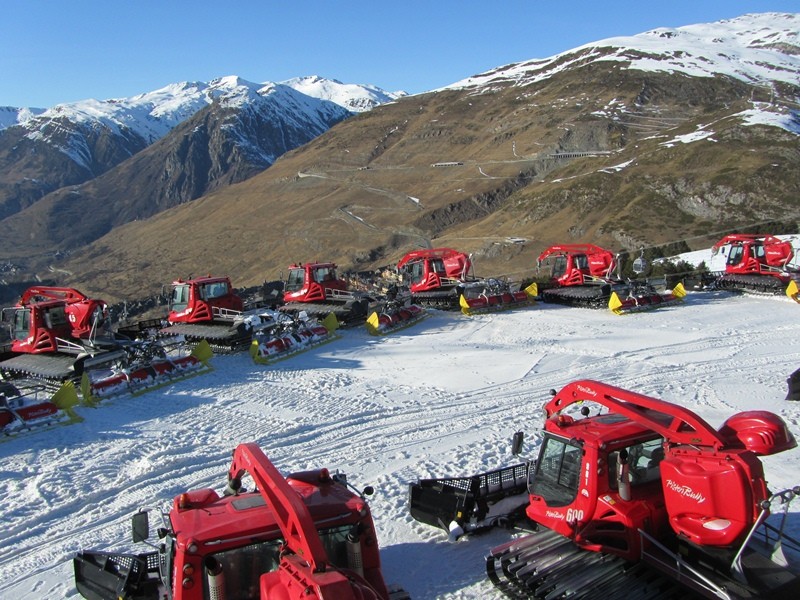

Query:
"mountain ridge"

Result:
[[1, 12, 798, 306]]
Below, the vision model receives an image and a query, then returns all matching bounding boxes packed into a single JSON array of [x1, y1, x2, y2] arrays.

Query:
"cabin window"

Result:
[[44, 306, 68, 329], [313, 267, 336, 283], [608, 437, 665, 488], [202, 282, 230, 300]]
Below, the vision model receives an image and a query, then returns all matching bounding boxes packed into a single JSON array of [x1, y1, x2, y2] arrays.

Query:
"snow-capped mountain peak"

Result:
[[281, 75, 407, 112], [0, 75, 400, 140]]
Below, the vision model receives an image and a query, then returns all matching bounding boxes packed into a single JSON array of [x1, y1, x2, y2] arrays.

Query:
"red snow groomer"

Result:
[[396, 247, 535, 315], [0, 286, 210, 405], [711, 234, 800, 302], [409, 379, 800, 599], [537, 244, 685, 314], [74, 442, 408, 600], [281, 261, 426, 334], [157, 275, 277, 351], [281, 262, 375, 326]]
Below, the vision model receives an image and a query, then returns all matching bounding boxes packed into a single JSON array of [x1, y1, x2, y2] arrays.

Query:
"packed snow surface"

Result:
[[1, 287, 800, 599]]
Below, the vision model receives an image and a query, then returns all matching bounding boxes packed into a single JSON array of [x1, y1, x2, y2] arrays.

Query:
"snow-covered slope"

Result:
[[0, 105, 45, 129], [446, 13, 800, 91], [0, 288, 799, 599]]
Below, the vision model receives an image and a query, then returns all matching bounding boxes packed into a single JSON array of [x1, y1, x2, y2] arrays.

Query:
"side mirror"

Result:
[[511, 431, 524, 456], [131, 511, 150, 543]]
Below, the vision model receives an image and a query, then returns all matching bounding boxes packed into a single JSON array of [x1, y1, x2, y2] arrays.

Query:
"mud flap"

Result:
[[408, 463, 529, 536], [73, 550, 161, 600]]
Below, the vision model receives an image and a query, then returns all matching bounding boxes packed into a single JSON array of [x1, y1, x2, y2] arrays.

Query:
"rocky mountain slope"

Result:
[[4, 13, 800, 305], [0, 77, 402, 258]]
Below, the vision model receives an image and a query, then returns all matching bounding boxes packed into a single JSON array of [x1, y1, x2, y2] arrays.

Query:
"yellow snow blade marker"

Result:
[[250, 340, 269, 365], [80, 373, 100, 407], [321, 312, 340, 333], [608, 292, 624, 315], [787, 280, 799, 303], [366, 312, 381, 335], [51, 380, 83, 423], [191, 338, 214, 364], [672, 282, 687, 299], [459, 294, 473, 316], [523, 281, 538, 298]]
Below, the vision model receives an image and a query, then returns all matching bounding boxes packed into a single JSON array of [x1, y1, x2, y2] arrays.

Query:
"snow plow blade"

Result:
[[80, 340, 213, 404], [73, 550, 160, 600], [459, 282, 538, 316], [409, 463, 529, 538], [250, 312, 339, 364], [609, 282, 686, 315], [1, 380, 82, 438], [366, 302, 426, 335], [787, 280, 799, 303]]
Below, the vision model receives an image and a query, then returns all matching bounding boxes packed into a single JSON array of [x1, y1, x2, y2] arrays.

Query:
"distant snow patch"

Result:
[[599, 159, 635, 173]]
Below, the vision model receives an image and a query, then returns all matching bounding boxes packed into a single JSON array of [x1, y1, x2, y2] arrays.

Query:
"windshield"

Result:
[[727, 246, 744, 266], [552, 256, 568, 278], [285, 268, 305, 292], [530, 435, 582, 507], [171, 284, 190, 312], [13, 309, 30, 341], [203, 524, 352, 600], [406, 261, 425, 285]]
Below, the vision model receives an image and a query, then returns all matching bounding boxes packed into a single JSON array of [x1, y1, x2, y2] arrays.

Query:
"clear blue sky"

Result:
[[2, 1, 797, 108]]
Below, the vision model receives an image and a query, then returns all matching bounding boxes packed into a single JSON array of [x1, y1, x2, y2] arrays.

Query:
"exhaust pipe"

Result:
[[204, 556, 226, 600], [346, 524, 364, 577]]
